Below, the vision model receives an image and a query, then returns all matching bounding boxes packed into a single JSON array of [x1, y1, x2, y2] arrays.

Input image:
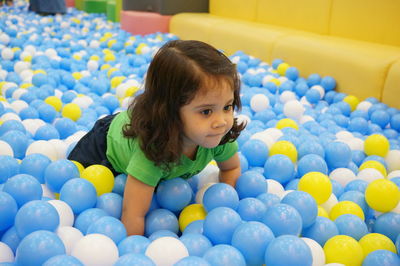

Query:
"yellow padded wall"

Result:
[[256, 0, 332, 34], [382, 60, 400, 109], [330, 0, 400, 47], [210, 0, 258, 21]]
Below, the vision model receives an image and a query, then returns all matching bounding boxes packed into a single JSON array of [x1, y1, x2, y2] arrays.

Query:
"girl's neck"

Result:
[[182, 145, 199, 160]]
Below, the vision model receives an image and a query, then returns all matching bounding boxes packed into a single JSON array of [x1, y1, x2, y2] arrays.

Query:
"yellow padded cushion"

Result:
[[382, 60, 400, 109], [271, 34, 400, 100], [170, 13, 221, 42], [207, 20, 302, 62], [210, 0, 257, 21], [256, 0, 332, 34], [330, 0, 400, 47]]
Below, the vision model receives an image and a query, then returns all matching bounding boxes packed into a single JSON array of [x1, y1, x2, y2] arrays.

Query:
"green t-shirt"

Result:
[[106, 111, 238, 187]]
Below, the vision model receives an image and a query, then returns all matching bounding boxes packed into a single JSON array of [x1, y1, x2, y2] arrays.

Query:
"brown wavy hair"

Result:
[[123, 40, 245, 171]]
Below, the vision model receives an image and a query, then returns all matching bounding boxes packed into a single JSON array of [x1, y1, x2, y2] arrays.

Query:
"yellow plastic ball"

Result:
[[103, 32, 113, 39], [45, 96, 63, 112], [23, 55, 32, 62], [329, 201, 365, 221], [365, 179, 400, 212], [33, 69, 46, 75], [104, 53, 116, 62], [135, 43, 148, 55], [125, 86, 139, 97], [107, 67, 119, 77], [111, 76, 126, 89], [276, 118, 299, 130], [343, 95, 360, 112], [269, 140, 298, 163], [20, 83, 33, 89], [101, 64, 111, 71], [73, 54, 81, 61], [317, 205, 329, 218], [364, 134, 390, 157], [90, 55, 100, 61], [81, 164, 115, 196], [178, 204, 207, 232], [61, 103, 82, 121], [298, 172, 332, 204], [107, 39, 117, 48], [359, 233, 397, 258], [72, 72, 83, 80], [71, 160, 84, 175], [359, 160, 387, 177], [323, 235, 363, 266], [277, 62, 290, 76], [270, 78, 281, 86]]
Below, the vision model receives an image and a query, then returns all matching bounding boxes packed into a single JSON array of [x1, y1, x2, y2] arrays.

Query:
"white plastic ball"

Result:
[[279, 91, 297, 103], [48, 200, 74, 227], [1, 112, 22, 122], [115, 83, 130, 98], [346, 138, 364, 151], [260, 75, 273, 86], [356, 168, 384, 183], [329, 168, 356, 187], [121, 97, 133, 109], [24, 45, 36, 55], [22, 118, 45, 135], [0, 33, 10, 45], [197, 163, 220, 189], [14, 61, 30, 74], [388, 170, 400, 180], [263, 128, 283, 142], [41, 184, 55, 199], [10, 100, 29, 113], [250, 132, 275, 149], [89, 40, 100, 49], [1, 82, 18, 95], [0, 242, 14, 263], [64, 131, 88, 146], [60, 21, 70, 28], [12, 88, 28, 100], [335, 131, 353, 141], [0, 69, 7, 80], [0, 140, 14, 157], [25, 140, 58, 161], [301, 237, 325, 266], [56, 226, 84, 255], [45, 48, 57, 59], [87, 60, 99, 71], [145, 237, 189, 266], [320, 193, 338, 213], [385, 150, 400, 172], [48, 139, 68, 160], [356, 101, 372, 112], [235, 114, 251, 127], [20, 69, 34, 82], [283, 100, 305, 120], [195, 182, 217, 204], [71, 234, 118, 265], [311, 85, 325, 98], [72, 96, 93, 109], [278, 76, 288, 83], [299, 115, 315, 124], [266, 179, 285, 198], [1, 48, 14, 60], [250, 94, 270, 112]]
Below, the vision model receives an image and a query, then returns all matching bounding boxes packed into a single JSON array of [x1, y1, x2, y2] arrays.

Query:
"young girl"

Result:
[[68, 40, 246, 236]]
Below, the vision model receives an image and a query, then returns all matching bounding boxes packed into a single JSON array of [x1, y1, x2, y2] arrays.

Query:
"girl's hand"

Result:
[[217, 152, 241, 188], [121, 175, 155, 236]]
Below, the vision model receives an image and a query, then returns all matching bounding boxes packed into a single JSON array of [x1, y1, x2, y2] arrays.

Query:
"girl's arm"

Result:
[[217, 152, 241, 187], [121, 175, 155, 236]]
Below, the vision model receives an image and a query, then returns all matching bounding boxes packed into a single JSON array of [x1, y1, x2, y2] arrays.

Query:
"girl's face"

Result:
[[179, 78, 234, 156]]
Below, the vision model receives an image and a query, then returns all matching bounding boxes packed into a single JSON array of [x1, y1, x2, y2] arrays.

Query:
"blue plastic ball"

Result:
[[74, 208, 108, 234], [236, 197, 267, 222], [265, 235, 312, 266], [3, 174, 42, 207], [339, 190, 369, 215], [182, 220, 204, 235], [261, 203, 302, 237], [348, 117, 369, 134], [37, 104, 57, 123], [373, 212, 400, 243], [118, 235, 151, 256], [180, 233, 212, 257], [112, 173, 127, 196], [334, 214, 368, 241], [321, 76, 336, 91], [14, 200, 59, 239], [114, 253, 155, 266], [148, 229, 178, 241], [59, 178, 97, 215], [34, 124, 60, 140], [156, 178, 193, 212], [0, 191, 18, 231], [235, 170, 267, 199], [1, 226, 21, 254], [0, 155, 20, 184], [256, 192, 280, 210], [202, 183, 239, 212], [345, 179, 368, 193], [144, 208, 179, 237], [241, 139, 269, 167], [44, 159, 80, 193], [362, 250, 400, 266], [231, 221, 275, 266], [0, 120, 26, 136], [0, 130, 29, 159], [20, 154, 51, 184], [264, 154, 294, 184], [297, 154, 328, 177], [15, 230, 65, 266], [305, 88, 321, 104], [19, 107, 39, 119], [174, 256, 210, 266], [203, 244, 246, 266], [54, 118, 77, 139], [302, 217, 339, 246], [203, 207, 242, 245], [96, 192, 123, 219], [325, 141, 352, 169], [87, 216, 127, 244], [43, 255, 84, 266], [281, 191, 318, 228]]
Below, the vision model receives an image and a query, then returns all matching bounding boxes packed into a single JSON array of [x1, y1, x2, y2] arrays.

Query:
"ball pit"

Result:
[[0, 1, 399, 264]]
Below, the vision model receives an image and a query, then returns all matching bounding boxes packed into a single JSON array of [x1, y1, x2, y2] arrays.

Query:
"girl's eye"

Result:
[[224, 105, 233, 111], [201, 109, 212, 115]]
